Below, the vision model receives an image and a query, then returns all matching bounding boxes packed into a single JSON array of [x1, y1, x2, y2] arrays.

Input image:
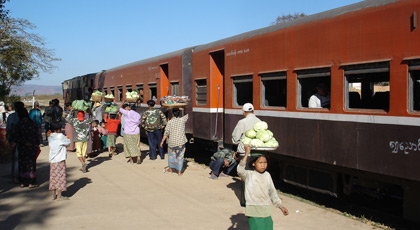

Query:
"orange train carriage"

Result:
[[63, 0, 420, 222]]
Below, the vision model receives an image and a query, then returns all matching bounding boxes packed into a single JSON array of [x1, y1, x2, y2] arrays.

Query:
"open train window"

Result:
[[409, 59, 420, 111], [117, 86, 123, 102], [149, 83, 157, 101], [110, 87, 114, 97], [233, 75, 253, 107], [195, 79, 207, 105], [171, 82, 179, 96], [103, 88, 108, 95], [260, 72, 287, 107], [136, 84, 143, 94], [126, 85, 132, 92], [296, 68, 331, 108], [343, 62, 390, 111]]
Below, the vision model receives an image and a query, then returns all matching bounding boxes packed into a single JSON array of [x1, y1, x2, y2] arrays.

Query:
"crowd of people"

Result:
[[2, 98, 288, 229]]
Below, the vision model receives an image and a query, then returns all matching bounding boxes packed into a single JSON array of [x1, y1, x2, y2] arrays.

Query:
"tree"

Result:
[[0, 18, 60, 101], [0, 0, 10, 22], [271, 13, 306, 25]]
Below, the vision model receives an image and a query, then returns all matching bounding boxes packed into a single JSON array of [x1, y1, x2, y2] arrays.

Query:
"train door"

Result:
[[160, 63, 169, 98], [209, 50, 224, 146]]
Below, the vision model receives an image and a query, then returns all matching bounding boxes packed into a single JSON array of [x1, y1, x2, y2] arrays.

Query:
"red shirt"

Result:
[[105, 118, 121, 134]]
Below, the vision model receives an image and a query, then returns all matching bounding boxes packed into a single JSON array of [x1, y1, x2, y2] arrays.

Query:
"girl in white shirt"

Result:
[[48, 122, 71, 201], [237, 145, 288, 230]]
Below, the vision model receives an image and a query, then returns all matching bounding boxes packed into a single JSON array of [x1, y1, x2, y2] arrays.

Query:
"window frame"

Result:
[[296, 67, 331, 109], [170, 81, 180, 96], [148, 83, 157, 101], [232, 75, 253, 107], [260, 71, 287, 108], [343, 61, 390, 111], [195, 78, 207, 106], [408, 59, 420, 112]]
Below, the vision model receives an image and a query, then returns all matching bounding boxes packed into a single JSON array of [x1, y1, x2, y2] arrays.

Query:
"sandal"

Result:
[[209, 174, 218, 179], [219, 173, 229, 177], [163, 167, 172, 173]]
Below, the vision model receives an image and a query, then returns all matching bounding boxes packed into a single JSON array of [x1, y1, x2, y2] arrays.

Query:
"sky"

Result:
[[7, 0, 362, 86]]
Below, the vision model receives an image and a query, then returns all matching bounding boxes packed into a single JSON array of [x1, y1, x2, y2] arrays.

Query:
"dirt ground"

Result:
[[0, 138, 375, 230]]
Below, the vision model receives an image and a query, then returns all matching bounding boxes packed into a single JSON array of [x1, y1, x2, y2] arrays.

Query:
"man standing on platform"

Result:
[[141, 100, 167, 160]]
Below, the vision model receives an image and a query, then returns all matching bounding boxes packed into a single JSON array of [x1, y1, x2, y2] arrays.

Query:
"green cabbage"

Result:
[[264, 137, 279, 147], [126, 91, 139, 98], [92, 90, 103, 96], [250, 139, 265, 147], [241, 136, 252, 145], [105, 105, 118, 113], [72, 100, 90, 111], [104, 94, 115, 99], [254, 121, 268, 131], [245, 129, 257, 138], [256, 130, 273, 142]]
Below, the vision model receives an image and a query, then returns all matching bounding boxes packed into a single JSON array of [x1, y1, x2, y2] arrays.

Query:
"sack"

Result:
[[145, 109, 162, 130]]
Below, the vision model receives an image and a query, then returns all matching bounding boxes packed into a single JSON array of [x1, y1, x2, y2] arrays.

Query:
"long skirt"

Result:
[[106, 135, 116, 148], [18, 144, 37, 185], [123, 134, 140, 157], [49, 161, 67, 191], [91, 130, 102, 152], [248, 216, 273, 230], [65, 123, 75, 151], [168, 144, 185, 172]]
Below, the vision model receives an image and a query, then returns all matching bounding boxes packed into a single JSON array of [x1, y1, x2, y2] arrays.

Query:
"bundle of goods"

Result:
[[72, 100, 91, 112], [105, 105, 118, 113], [104, 93, 115, 102], [91, 90, 103, 102], [161, 95, 189, 108], [126, 90, 142, 103], [241, 121, 279, 150]]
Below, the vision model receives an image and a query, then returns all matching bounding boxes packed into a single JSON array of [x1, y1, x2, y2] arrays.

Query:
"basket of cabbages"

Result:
[[241, 121, 279, 151]]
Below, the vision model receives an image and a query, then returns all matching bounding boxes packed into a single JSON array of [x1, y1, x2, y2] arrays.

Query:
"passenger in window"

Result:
[[308, 82, 330, 108]]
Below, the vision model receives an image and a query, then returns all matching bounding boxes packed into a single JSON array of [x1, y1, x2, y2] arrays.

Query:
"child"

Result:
[[91, 120, 102, 155], [104, 113, 121, 158], [48, 122, 71, 201], [237, 145, 288, 230], [100, 121, 107, 151], [65, 110, 93, 173]]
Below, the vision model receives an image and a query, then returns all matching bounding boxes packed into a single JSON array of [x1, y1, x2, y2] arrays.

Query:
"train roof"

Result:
[[194, 0, 399, 52], [106, 46, 196, 73]]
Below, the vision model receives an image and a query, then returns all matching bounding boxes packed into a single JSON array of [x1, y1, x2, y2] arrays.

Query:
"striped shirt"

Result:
[[163, 114, 188, 148]]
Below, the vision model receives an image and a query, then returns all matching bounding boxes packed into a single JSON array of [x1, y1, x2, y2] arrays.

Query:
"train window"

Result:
[[136, 84, 143, 92], [171, 82, 179, 96], [149, 83, 157, 101], [117, 86, 123, 102], [296, 68, 331, 108], [260, 72, 287, 107], [343, 62, 389, 111], [409, 59, 420, 111], [126, 85, 132, 92], [103, 88, 108, 95], [110, 87, 114, 97], [233, 75, 253, 106], [195, 79, 207, 105]]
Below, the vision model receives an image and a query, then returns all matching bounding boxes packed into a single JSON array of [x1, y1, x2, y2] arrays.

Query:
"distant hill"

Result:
[[10, 84, 62, 96]]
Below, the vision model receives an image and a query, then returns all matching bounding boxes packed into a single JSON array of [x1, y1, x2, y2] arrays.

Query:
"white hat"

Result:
[[242, 103, 254, 112]]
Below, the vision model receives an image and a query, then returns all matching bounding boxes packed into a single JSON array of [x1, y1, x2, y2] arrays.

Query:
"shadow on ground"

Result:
[[227, 213, 248, 230], [65, 177, 92, 197], [0, 162, 74, 229]]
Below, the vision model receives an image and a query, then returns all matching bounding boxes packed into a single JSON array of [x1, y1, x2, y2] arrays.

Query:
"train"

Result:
[[63, 0, 420, 222]]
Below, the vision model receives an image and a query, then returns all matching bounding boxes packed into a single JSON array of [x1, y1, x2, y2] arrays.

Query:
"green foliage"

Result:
[[271, 13, 306, 25], [0, 18, 60, 97]]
